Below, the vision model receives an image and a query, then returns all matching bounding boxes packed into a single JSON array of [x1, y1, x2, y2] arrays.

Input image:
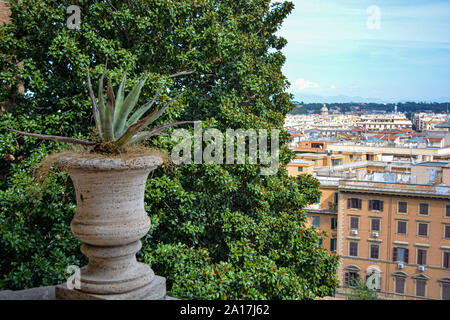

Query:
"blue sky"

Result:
[[277, 0, 450, 102]]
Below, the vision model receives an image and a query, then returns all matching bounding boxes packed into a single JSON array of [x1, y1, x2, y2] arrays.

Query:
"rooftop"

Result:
[[415, 161, 450, 167], [338, 180, 450, 197], [290, 159, 315, 165]]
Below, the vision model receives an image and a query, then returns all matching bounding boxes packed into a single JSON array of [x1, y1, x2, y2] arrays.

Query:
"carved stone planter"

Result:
[[54, 155, 165, 300]]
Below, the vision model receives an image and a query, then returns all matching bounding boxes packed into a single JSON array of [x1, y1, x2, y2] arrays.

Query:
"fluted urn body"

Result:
[[55, 155, 165, 300]]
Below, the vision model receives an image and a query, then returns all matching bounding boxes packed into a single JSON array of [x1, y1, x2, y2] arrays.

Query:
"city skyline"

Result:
[[278, 0, 450, 103]]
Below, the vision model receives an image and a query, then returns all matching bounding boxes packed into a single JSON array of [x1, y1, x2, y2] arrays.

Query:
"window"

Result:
[[312, 216, 320, 228], [349, 242, 358, 257], [444, 252, 450, 269], [393, 247, 409, 263], [297, 167, 303, 172], [345, 271, 360, 287], [446, 205, 450, 218], [350, 217, 359, 230], [371, 219, 380, 232], [334, 192, 339, 204], [398, 201, 408, 214], [417, 249, 427, 265], [370, 244, 379, 259], [330, 238, 337, 252], [318, 237, 323, 246], [419, 203, 429, 216], [416, 279, 426, 297], [397, 221, 407, 235], [395, 277, 406, 294], [347, 198, 362, 210], [445, 225, 450, 239], [369, 200, 384, 211], [418, 223, 428, 237], [443, 283, 450, 300], [331, 217, 337, 230]]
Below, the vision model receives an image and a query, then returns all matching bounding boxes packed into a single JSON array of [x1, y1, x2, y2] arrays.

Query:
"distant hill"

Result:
[[294, 94, 450, 104], [295, 94, 388, 104], [288, 101, 450, 117]]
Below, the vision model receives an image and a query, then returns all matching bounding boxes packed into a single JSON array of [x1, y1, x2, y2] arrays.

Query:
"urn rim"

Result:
[[55, 154, 163, 171]]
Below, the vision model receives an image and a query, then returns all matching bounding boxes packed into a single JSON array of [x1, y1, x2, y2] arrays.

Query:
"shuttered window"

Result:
[[330, 238, 337, 252], [395, 277, 405, 294], [347, 198, 362, 209], [312, 216, 320, 228], [331, 217, 338, 230], [416, 279, 426, 297], [350, 217, 359, 229], [370, 244, 379, 259], [446, 205, 450, 218], [369, 200, 384, 211], [419, 203, 429, 215], [349, 242, 358, 257], [445, 225, 450, 239], [345, 271, 359, 287], [397, 221, 407, 235], [443, 283, 450, 300], [444, 252, 450, 269], [393, 247, 409, 263], [371, 219, 380, 232], [417, 249, 427, 265], [418, 223, 428, 237], [398, 201, 408, 213]]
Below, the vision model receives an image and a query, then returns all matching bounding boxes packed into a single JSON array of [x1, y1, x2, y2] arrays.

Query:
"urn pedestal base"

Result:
[[55, 275, 166, 300]]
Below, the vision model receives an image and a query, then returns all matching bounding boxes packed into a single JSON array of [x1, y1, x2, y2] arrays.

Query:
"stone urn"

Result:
[[54, 154, 165, 300]]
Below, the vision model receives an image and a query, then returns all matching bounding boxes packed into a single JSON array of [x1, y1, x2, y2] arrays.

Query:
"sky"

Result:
[[276, 0, 450, 102]]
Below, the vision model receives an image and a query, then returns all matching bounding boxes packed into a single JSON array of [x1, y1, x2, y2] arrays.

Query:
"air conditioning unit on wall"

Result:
[[398, 263, 405, 269], [351, 229, 358, 235], [372, 232, 379, 238], [418, 266, 426, 271]]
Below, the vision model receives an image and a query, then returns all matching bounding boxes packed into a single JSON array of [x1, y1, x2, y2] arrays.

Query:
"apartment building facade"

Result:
[[305, 179, 340, 255], [337, 180, 450, 300]]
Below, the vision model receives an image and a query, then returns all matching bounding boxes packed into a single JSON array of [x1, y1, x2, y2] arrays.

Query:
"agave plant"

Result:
[[10, 61, 193, 153]]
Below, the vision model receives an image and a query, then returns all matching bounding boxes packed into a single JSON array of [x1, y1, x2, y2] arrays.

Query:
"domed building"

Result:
[[321, 104, 328, 115]]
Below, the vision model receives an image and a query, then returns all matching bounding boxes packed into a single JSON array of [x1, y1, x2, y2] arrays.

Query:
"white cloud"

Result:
[[291, 78, 320, 91], [331, 84, 336, 89]]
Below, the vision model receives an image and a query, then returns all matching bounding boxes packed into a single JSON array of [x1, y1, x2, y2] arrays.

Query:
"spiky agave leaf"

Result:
[[87, 67, 101, 137], [9, 129, 96, 146], [101, 78, 115, 141], [113, 92, 184, 149], [125, 121, 194, 146], [113, 70, 127, 125], [126, 80, 166, 127], [113, 73, 149, 138], [97, 60, 108, 139]]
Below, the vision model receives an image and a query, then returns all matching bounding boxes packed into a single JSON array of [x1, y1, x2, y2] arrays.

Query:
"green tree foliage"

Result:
[[346, 279, 379, 300], [0, 0, 339, 298]]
